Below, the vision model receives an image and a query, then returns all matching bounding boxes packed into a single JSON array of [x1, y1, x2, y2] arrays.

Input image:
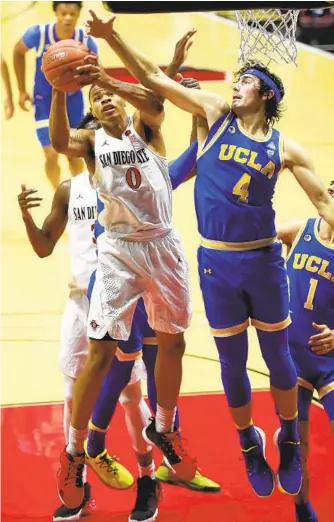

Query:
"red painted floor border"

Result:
[[2, 392, 333, 521]]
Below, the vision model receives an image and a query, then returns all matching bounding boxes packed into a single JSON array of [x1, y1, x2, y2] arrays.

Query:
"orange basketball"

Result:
[[42, 39, 91, 92]]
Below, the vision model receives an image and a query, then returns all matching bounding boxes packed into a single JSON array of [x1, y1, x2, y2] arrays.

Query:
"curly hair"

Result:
[[234, 61, 285, 126], [76, 111, 100, 130], [52, 2, 83, 12]]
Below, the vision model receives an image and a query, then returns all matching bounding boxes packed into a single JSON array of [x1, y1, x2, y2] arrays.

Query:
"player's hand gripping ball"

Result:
[[42, 39, 94, 92]]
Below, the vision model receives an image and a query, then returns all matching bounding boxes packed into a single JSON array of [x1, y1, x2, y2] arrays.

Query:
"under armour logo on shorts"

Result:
[[204, 268, 212, 274]]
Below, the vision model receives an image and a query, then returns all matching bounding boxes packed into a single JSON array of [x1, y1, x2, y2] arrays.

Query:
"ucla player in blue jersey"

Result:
[[87, 12, 334, 499], [278, 181, 334, 522], [13, 2, 98, 189]]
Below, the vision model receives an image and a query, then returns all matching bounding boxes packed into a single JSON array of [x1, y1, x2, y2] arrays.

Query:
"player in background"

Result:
[[13, 2, 98, 189], [278, 180, 334, 522], [1, 55, 14, 120], [16, 166, 135, 521], [85, 11, 334, 500]]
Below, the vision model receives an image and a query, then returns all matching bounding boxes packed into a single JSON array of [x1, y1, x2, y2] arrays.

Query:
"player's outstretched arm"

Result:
[[284, 138, 334, 229], [50, 89, 93, 158], [13, 37, 33, 111], [85, 11, 229, 126], [1, 55, 14, 119], [169, 141, 198, 190], [277, 220, 304, 254], [178, 75, 209, 148], [75, 56, 164, 127], [17, 182, 70, 258]]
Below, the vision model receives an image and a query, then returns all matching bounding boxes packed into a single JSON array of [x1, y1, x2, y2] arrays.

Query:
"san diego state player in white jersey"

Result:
[[17, 167, 141, 520], [50, 51, 195, 509], [13, 2, 98, 189]]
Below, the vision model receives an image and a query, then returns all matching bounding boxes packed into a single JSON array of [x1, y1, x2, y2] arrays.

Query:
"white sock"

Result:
[[138, 461, 155, 479], [63, 398, 72, 445], [66, 425, 87, 455], [155, 404, 176, 433]]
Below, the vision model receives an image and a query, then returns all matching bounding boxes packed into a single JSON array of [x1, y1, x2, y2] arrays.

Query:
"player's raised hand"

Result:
[[18, 184, 42, 219], [176, 73, 201, 90], [309, 323, 334, 355], [74, 55, 110, 88], [18, 91, 33, 112], [171, 29, 197, 68], [85, 9, 116, 39]]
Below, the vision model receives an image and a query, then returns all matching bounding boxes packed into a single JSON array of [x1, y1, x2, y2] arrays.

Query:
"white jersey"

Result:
[[93, 117, 172, 240], [67, 172, 97, 290]]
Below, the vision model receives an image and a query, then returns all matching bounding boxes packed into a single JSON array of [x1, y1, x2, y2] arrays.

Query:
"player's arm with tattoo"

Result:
[[75, 56, 164, 128], [284, 137, 334, 228], [17, 181, 70, 257], [49, 89, 93, 157], [85, 11, 229, 127]]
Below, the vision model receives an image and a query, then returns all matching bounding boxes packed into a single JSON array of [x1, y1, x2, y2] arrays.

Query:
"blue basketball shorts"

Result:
[[34, 90, 84, 148], [290, 342, 334, 414], [198, 241, 291, 337]]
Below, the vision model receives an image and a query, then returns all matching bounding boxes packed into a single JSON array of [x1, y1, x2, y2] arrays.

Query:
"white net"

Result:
[[235, 9, 299, 66]]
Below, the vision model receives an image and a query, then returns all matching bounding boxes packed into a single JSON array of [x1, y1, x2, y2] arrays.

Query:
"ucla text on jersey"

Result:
[[287, 218, 334, 353], [196, 112, 283, 245]]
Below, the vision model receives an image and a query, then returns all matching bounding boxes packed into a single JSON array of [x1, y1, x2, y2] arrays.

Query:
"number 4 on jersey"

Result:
[[233, 173, 251, 204]]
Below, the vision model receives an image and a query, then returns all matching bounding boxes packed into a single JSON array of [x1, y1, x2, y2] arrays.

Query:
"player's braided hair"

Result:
[[52, 2, 83, 11], [77, 111, 100, 130], [234, 61, 285, 127]]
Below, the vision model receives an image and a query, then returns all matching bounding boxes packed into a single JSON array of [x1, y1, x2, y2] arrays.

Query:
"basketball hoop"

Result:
[[102, 2, 334, 66], [235, 9, 299, 66]]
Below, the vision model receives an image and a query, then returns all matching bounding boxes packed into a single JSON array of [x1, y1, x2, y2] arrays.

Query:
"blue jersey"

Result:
[[196, 112, 283, 244], [287, 218, 334, 356], [22, 23, 98, 99], [94, 194, 105, 242]]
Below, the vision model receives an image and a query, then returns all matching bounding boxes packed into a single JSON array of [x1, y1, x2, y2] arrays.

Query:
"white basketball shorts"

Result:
[[59, 290, 147, 384], [59, 290, 90, 379], [87, 229, 191, 341]]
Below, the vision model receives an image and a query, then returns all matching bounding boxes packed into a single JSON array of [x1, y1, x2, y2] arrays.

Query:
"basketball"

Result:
[[42, 39, 91, 92]]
